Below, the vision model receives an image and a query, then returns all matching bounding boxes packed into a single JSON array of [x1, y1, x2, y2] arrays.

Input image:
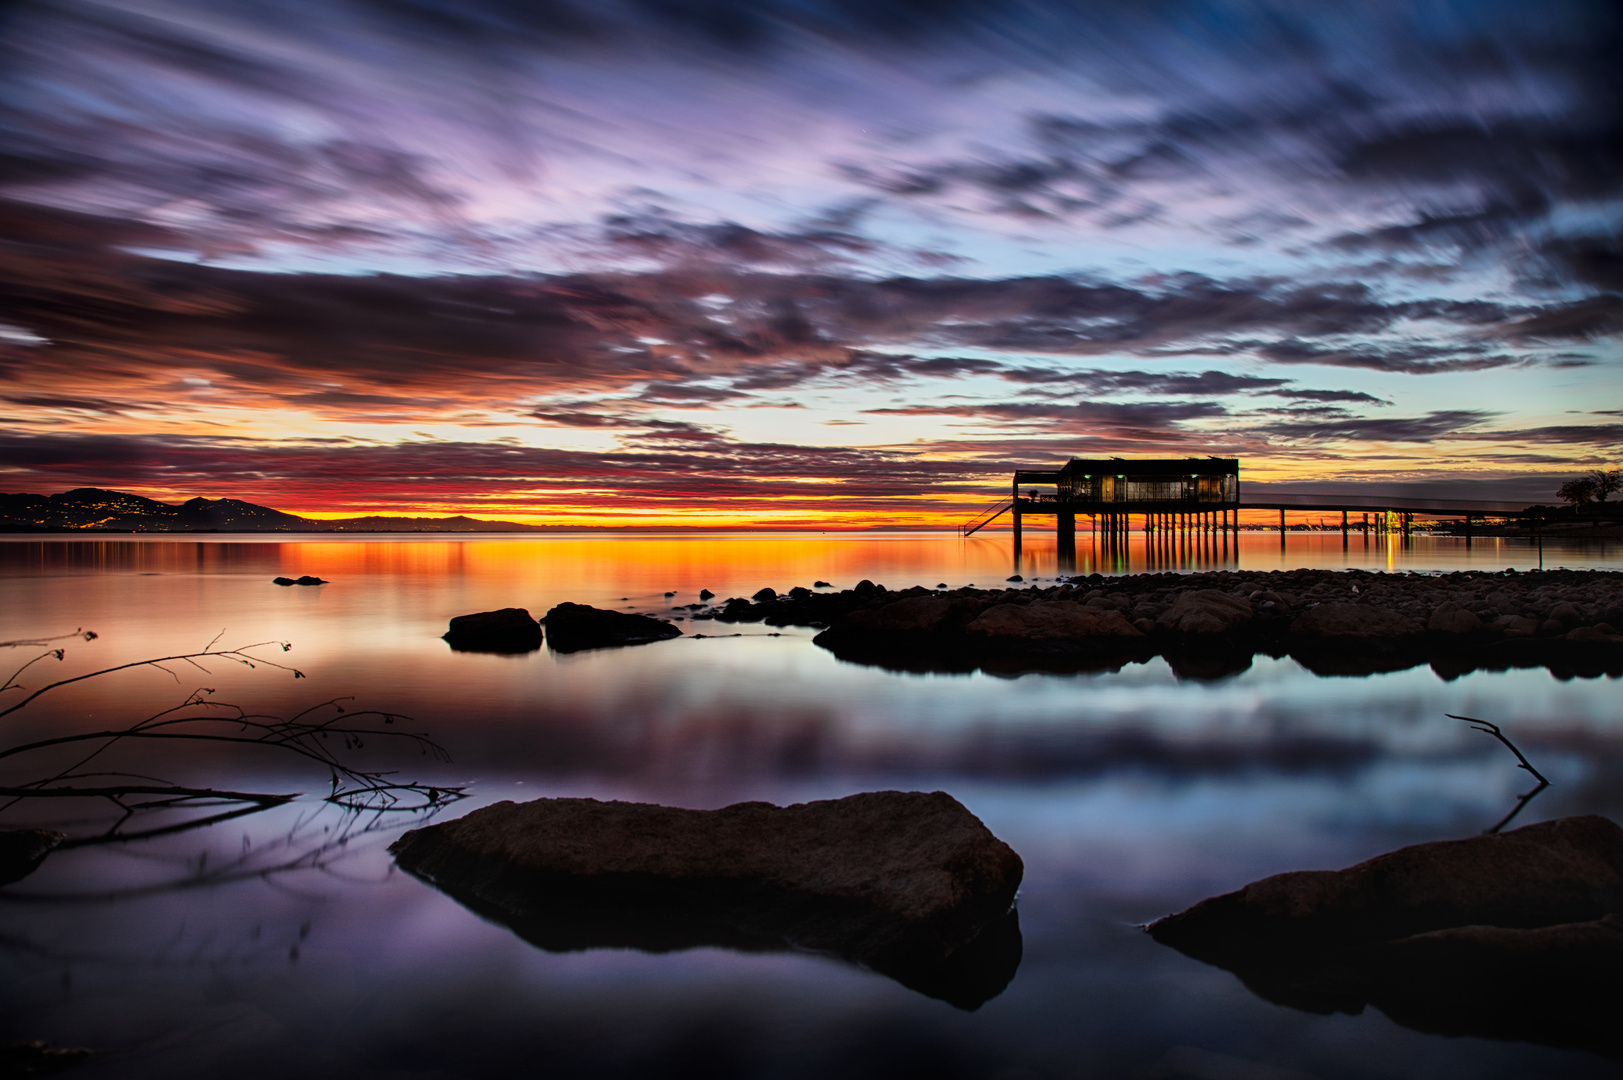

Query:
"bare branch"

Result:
[[1448, 714, 1552, 834], [0, 642, 302, 721]]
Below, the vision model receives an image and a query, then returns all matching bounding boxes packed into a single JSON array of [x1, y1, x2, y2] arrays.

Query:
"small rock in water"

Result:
[[272, 576, 296, 586], [389, 790, 1024, 1009], [699, 589, 715, 601], [664, 591, 677, 597], [295, 575, 327, 586], [443, 608, 543, 654], [1005, 575, 1022, 582], [814, 581, 833, 588], [542, 602, 682, 653], [752, 587, 778, 602]]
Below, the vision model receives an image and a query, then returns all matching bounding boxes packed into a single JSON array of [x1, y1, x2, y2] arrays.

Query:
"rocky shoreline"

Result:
[[684, 568, 1623, 679]]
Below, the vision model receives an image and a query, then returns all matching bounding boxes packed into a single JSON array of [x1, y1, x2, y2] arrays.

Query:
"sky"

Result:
[[0, 0, 1619, 526]]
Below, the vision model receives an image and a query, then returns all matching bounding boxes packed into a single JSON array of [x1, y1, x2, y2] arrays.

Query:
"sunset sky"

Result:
[[1, 0, 1619, 526]]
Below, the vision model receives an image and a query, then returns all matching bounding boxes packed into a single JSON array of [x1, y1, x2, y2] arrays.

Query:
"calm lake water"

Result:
[[2, 531, 1620, 1079]]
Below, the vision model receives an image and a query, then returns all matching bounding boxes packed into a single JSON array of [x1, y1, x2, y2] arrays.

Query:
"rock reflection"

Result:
[[410, 873, 1023, 1011], [1203, 928, 1622, 1058]]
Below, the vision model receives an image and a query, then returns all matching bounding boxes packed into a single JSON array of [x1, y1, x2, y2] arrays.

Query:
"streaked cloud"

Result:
[[0, 1, 1618, 519]]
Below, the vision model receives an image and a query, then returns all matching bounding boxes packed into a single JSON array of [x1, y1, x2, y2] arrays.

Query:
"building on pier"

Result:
[[961, 457, 1240, 546], [1014, 457, 1239, 508]]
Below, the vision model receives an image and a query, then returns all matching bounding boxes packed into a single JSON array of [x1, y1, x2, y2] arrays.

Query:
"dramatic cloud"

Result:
[[0, 1, 1618, 519]]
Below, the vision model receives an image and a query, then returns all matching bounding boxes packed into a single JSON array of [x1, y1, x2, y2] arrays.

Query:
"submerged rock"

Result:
[[390, 790, 1024, 1009], [273, 575, 327, 586], [0, 828, 65, 886], [542, 602, 682, 653], [1147, 815, 1623, 1054], [443, 608, 543, 654]]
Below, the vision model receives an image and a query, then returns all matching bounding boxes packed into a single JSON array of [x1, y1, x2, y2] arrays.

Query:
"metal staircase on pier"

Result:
[[959, 498, 1013, 537]]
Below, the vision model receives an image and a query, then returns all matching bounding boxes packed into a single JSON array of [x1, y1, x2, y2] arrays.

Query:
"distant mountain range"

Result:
[[0, 488, 544, 533]]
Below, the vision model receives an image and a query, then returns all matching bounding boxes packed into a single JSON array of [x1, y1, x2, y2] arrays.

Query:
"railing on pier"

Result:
[[960, 497, 1013, 536]]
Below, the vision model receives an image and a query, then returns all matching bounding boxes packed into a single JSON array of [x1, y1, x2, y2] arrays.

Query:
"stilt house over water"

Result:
[[1016, 457, 1240, 508], [961, 456, 1240, 540]]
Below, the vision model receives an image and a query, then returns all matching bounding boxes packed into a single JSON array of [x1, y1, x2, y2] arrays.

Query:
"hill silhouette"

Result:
[[0, 488, 541, 533]]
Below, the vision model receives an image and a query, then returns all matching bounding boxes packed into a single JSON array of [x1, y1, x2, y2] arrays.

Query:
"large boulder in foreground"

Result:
[[442, 608, 543, 653], [0, 828, 65, 886], [1148, 815, 1623, 1054], [390, 790, 1024, 1009], [542, 602, 682, 653]]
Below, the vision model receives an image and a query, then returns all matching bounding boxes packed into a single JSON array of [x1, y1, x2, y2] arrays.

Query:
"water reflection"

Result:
[[1161, 921, 1622, 1057], [1, 536, 1620, 1077], [408, 868, 1023, 1011]]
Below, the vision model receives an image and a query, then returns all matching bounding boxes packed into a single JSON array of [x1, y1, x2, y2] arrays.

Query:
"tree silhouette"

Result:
[[1589, 468, 1623, 503], [1557, 476, 1598, 507]]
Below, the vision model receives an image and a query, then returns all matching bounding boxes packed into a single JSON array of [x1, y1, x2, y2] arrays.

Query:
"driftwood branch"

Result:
[[0, 632, 465, 843], [1448, 713, 1552, 834]]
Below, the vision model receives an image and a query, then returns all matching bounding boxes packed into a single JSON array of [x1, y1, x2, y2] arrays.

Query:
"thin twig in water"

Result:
[[1448, 713, 1551, 834]]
